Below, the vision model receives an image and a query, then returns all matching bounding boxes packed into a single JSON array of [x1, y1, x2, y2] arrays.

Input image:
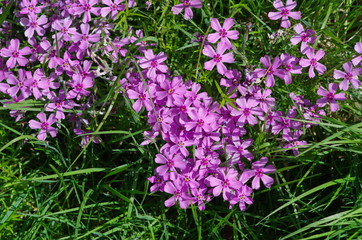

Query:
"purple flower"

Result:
[[254, 89, 275, 113], [203, 42, 235, 75], [100, 0, 125, 19], [290, 23, 317, 54], [73, 0, 101, 23], [231, 97, 263, 126], [225, 138, 254, 164], [299, 48, 326, 78], [20, 14, 48, 38], [334, 61, 361, 90], [29, 112, 58, 141], [19, 0, 42, 15], [127, 82, 155, 112], [207, 168, 242, 200], [164, 178, 192, 209], [229, 185, 253, 211], [0, 39, 32, 68], [282, 129, 307, 156], [155, 152, 187, 175], [5, 70, 32, 99], [254, 55, 285, 88], [316, 83, 346, 112], [268, 0, 301, 28], [51, 18, 77, 42], [240, 157, 276, 190], [66, 74, 94, 100], [279, 53, 302, 84], [155, 76, 186, 107], [207, 18, 239, 48], [171, 0, 202, 20], [138, 49, 168, 80], [71, 23, 100, 50], [46, 91, 75, 120]]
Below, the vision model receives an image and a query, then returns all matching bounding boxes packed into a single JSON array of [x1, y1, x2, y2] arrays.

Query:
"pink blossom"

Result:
[[299, 48, 326, 78], [207, 18, 239, 48], [203, 42, 234, 75], [268, 0, 301, 28], [290, 23, 317, 54], [334, 62, 361, 90], [29, 112, 58, 141], [171, 0, 202, 20], [0, 39, 32, 68], [240, 157, 276, 190], [316, 83, 346, 112]]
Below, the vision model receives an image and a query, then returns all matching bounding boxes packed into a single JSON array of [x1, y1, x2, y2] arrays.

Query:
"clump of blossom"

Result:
[[207, 18, 239, 48], [299, 48, 326, 78], [203, 42, 235, 75], [290, 23, 317, 54], [268, 0, 301, 28], [333, 62, 361, 90], [316, 83, 347, 112], [29, 112, 58, 141], [171, 0, 202, 20]]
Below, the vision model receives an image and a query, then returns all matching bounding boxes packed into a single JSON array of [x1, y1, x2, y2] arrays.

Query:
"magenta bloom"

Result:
[[138, 49, 168, 80], [299, 48, 326, 78], [0, 39, 32, 68], [52, 18, 77, 42], [334, 62, 361, 90], [207, 168, 242, 200], [203, 42, 234, 75], [316, 83, 346, 112], [66, 74, 94, 100], [268, 0, 301, 28], [29, 112, 58, 141], [164, 179, 192, 209], [171, 0, 202, 20], [100, 0, 125, 19], [127, 82, 155, 112], [207, 18, 239, 48], [279, 53, 302, 84], [229, 185, 254, 211], [72, 23, 100, 50], [290, 23, 317, 54], [231, 97, 263, 126], [19, 0, 42, 15], [240, 157, 276, 190], [282, 129, 307, 156], [254, 55, 285, 87], [20, 14, 48, 38], [73, 0, 101, 23]]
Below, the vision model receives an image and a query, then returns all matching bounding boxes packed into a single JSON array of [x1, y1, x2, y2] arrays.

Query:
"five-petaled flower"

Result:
[[29, 112, 58, 141], [171, 0, 202, 20], [203, 42, 235, 75], [268, 0, 301, 28]]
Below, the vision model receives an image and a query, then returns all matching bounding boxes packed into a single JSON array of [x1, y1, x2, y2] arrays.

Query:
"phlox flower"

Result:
[[254, 55, 285, 88], [229, 185, 253, 211], [282, 129, 307, 156], [5, 69, 32, 99], [279, 53, 302, 84], [203, 42, 235, 75], [20, 14, 48, 38], [66, 73, 94, 100], [71, 23, 100, 50], [155, 152, 187, 176], [206, 168, 242, 200], [100, 0, 125, 19], [0, 39, 32, 68], [268, 0, 301, 28], [240, 157, 276, 190], [155, 75, 186, 107], [127, 82, 155, 112], [299, 48, 326, 78], [334, 61, 361, 90], [19, 0, 42, 15], [207, 18, 239, 48], [225, 138, 254, 164], [254, 89, 275, 113], [184, 107, 218, 136], [164, 178, 192, 209], [316, 83, 346, 112], [138, 49, 168, 80], [29, 112, 58, 141], [191, 186, 211, 211], [52, 18, 77, 42], [290, 23, 317, 54], [73, 0, 101, 23], [46, 91, 75, 120], [171, 0, 202, 20], [230, 97, 263, 126]]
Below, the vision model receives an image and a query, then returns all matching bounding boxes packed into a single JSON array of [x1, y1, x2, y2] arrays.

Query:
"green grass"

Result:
[[1, 0, 362, 239]]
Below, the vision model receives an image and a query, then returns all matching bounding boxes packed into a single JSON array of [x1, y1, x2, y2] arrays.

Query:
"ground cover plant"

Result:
[[0, 0, 361, 239]]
